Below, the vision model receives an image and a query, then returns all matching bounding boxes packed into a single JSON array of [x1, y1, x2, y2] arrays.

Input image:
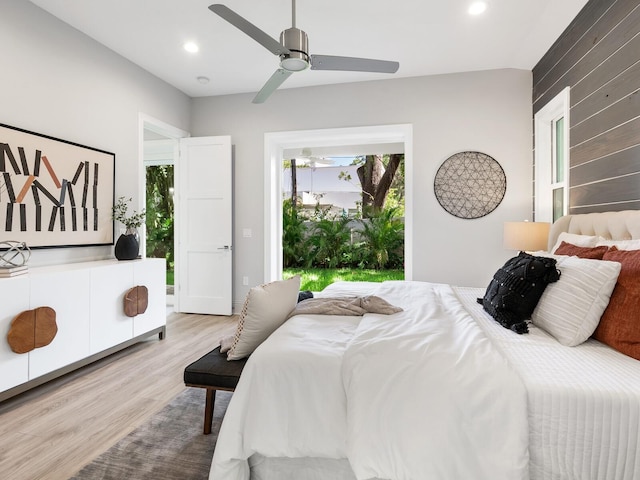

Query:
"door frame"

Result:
[[264, 124, 414, 283], [138, 113, 189, 305]]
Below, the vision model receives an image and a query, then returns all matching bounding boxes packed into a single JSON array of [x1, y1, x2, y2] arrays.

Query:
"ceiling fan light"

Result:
[[468, 1, 487, 15], [280, 56, 308, 72], [183, 41, 199, 53], [279, 27, 309, 72]]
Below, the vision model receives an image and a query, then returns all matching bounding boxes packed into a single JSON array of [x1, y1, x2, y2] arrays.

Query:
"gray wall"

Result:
[[0, 0, 191, 266], [191, 69, 534, 303], [1, 1, 536, 306], [533, 0, 640, 213]]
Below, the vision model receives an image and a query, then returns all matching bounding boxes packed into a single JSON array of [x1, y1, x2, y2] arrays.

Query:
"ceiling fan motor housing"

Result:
[[279, 27, 309, 71]]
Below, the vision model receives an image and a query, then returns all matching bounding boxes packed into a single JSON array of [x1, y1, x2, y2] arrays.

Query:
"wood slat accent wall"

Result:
[[533, 0, 640, 214]]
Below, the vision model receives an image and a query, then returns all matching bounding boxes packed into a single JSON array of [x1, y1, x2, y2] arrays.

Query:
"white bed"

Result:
[[210, 211, 640, 480]]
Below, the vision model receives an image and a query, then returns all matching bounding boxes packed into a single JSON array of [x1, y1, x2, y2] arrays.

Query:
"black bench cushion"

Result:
[[184, 345, 249, 389]]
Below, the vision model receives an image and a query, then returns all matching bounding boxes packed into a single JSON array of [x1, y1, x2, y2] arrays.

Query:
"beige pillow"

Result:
[[226, 276, 301, 360]]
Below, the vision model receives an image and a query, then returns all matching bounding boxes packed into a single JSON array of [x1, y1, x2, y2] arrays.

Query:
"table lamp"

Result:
[[503, 221, 550, 252]]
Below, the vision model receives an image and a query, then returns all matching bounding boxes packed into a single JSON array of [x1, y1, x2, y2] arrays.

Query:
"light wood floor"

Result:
[[0, 310, 237, 480]]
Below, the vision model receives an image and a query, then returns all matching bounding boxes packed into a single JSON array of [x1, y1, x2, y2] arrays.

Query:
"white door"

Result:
[[175, 136, 232, 315]]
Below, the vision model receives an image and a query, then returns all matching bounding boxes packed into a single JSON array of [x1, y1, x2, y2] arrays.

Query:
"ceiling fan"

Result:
[[208, 1, 400, 104], [297, 147, 333, 166]]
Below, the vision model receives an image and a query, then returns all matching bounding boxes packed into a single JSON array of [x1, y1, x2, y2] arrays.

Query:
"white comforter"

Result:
[[210, 281, 529, 480]]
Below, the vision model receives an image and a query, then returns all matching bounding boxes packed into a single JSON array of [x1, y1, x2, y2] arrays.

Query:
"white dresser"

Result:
[[0, 258, 166, 401]]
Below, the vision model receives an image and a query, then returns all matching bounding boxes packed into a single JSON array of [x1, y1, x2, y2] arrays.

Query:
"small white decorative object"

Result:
[[0, 241, 31, 268]]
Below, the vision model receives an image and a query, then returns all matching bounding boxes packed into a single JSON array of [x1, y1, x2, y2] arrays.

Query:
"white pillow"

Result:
[[226, 275, 301, 360], [531, 255, 621, 346], [595, 238, 640, 250], [551, 232, 600, 253]]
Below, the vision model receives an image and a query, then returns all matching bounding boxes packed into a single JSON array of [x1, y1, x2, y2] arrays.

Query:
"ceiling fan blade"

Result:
[[310, 55, 399, 73], [253, 69, 293, 104], [209, 4, 290, 56]]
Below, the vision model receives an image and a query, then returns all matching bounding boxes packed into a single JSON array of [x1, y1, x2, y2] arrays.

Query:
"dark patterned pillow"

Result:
[[478, 252, 561, 334]]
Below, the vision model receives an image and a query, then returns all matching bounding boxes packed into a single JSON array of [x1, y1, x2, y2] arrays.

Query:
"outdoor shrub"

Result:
[[305, 207, 351, 269], [145, 165, 174, 274], [358, 207, 404, 269], [282, 201, 404, 271], [147, 215, 174, 267], [282, 199, 307, 267]]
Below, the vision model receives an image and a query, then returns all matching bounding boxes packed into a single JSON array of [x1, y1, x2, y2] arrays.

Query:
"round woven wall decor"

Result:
[[434, 151, 506, 219]]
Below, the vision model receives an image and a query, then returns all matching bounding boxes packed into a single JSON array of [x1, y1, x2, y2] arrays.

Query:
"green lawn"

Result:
[[283, 268, 404, 292], [166, 267, 404, 291]]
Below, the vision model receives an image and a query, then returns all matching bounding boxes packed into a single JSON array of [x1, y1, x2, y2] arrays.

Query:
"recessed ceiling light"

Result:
[[197, 76, 210, 84], [468, 1, 487, 15], [184, 42, 199, 53]]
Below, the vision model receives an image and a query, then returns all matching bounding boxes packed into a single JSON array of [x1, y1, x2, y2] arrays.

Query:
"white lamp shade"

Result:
[[503, 221, 551, 252]]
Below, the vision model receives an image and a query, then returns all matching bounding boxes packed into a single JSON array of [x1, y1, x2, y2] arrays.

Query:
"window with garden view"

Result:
[[282, 153, 405, 291]]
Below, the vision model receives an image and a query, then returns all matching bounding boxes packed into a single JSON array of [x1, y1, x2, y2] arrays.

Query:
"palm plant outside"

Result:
[[358, 207, 404, 269], [282, 200, 405, 291], [305, 212, 351, 269]]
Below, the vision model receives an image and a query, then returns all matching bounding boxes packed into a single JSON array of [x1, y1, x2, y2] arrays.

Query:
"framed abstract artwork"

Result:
[[0, 123, 115, 248]]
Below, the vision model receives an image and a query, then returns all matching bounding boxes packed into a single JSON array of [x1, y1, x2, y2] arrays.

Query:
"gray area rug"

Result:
[[70, 388, 230, 480]]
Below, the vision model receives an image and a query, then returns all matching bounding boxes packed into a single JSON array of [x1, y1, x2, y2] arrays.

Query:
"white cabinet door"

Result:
[[0, 277, 30, 392], [0, 260, 168, 399], [176, 136, 232, 315], [133, 258, 166, 337], [29, 269, 91, 379], [89, 262, 134, 354]]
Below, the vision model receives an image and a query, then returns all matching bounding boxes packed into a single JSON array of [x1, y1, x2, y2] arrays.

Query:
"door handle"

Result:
[[217, 245, 232, 250]]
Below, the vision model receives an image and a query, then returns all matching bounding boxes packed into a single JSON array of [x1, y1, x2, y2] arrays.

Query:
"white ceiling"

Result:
[[28, 0, 589, 99]]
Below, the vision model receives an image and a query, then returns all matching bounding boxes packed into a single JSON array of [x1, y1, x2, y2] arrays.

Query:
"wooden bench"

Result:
[[183, 345, 248, 434]]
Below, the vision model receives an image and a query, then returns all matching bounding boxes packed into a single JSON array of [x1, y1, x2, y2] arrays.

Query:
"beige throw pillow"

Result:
[[226, 275, 301, 360]]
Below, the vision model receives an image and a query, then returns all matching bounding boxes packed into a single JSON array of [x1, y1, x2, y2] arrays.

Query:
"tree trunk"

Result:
[[290, 158, 297, 209], [373, 153, 402, 209], [357, 155, 383, 215], [357, 154, 402, 216]]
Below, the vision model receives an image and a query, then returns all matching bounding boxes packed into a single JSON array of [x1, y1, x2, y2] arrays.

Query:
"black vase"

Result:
[[114, 230, 139, 260]]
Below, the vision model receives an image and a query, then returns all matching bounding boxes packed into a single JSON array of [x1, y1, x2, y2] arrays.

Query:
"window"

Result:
[[534, 87, 570, 222]]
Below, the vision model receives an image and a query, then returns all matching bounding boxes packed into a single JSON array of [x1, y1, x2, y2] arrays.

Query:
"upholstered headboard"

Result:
[[548, 210, 640, 251]]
